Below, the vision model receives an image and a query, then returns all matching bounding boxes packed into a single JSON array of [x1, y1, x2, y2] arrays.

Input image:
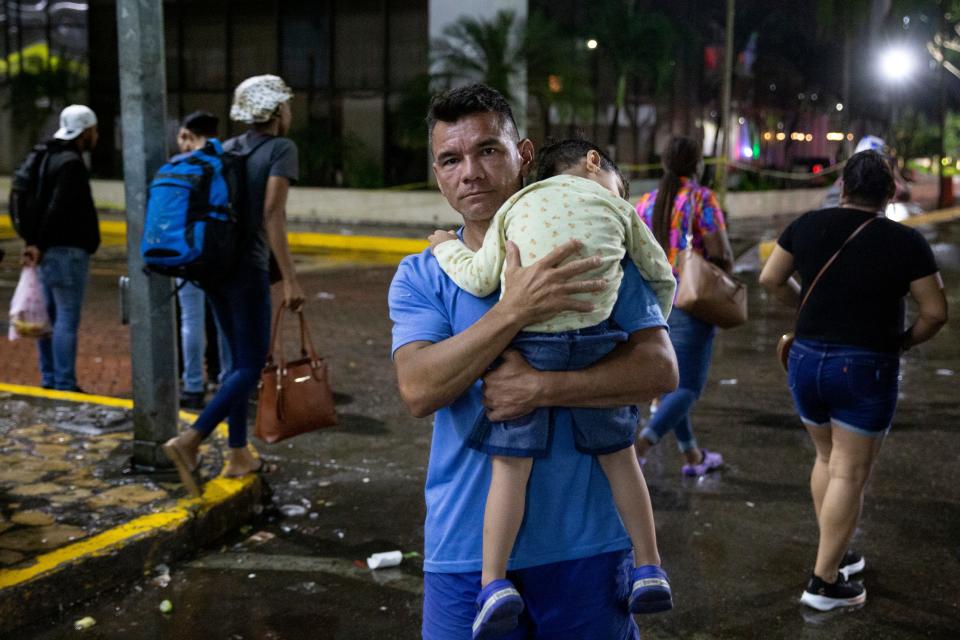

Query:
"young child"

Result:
[[428, 139, 677, 639]]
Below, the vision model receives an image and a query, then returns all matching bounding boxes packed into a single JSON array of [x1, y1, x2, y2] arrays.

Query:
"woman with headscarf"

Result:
[[634, 136, 733, 476], [760, 150, 946, 610], [162, 75, 305, 492]]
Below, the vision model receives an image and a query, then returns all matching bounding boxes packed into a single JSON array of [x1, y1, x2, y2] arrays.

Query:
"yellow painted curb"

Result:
[[0, 475, 254, 589], [1, 214, 427, 255], [0, 384, 244, 591]]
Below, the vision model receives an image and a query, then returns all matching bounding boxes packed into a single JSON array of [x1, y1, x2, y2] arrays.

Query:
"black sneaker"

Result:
[[838, 551, 865, 580], [180, 391, 206, 410], [800, 573, 866, 611]]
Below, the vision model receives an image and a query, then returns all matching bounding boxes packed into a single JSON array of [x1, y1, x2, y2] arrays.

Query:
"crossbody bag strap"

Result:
[[796, 216, 878, 315]]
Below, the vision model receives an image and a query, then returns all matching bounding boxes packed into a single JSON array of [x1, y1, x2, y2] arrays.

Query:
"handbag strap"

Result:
[[796, 215, 878, 316]]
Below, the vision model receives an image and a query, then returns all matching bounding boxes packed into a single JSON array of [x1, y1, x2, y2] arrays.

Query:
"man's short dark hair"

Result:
[[842, 150, 895, 208], [182, 111, 219, 138], [426, 84, 519, 146], [535, 138, 628, 198]]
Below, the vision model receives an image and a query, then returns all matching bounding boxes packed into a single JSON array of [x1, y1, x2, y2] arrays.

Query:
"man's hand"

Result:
[[499, 239, 606, 327], [428, 229, 458, 253], [482, 349, 543, 421], [21, 246, 41, 267]]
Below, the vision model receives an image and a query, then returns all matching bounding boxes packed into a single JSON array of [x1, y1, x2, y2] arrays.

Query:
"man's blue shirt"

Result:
[[389, 249, 666, 573]]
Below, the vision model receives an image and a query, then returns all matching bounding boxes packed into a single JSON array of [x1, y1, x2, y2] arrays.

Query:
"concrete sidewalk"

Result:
[[0, 385, 263, 635]]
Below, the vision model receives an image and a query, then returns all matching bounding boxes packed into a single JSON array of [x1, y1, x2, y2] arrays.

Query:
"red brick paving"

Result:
[[1, 241, 401, 400], [1, 245, 133, 397]]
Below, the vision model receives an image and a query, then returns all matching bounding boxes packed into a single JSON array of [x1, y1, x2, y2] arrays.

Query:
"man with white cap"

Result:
[[21, 104, 100, 392], [162, 75, 304, 488]]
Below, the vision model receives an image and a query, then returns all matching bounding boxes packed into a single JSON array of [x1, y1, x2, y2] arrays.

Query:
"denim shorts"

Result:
[[467, 322, 637, 457], [423, 549, 639, 640], [787, 338, 900, 437]]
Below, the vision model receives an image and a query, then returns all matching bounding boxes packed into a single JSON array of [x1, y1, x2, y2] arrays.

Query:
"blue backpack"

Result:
[[141, 139, 247, 287]]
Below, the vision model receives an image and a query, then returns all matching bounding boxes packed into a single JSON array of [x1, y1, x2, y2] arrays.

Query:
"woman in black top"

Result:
[[760, 150, 947, 612]]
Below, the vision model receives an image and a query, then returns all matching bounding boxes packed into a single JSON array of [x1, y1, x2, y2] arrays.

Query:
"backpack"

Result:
[[141, 139, 243, 287], [9, 143, 53, 242], [141, 136, 271, 288]]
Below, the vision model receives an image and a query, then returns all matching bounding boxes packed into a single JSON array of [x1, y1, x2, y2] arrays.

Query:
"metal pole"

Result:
[[116, 0, 178, 470], [716, 0, 734, 207]]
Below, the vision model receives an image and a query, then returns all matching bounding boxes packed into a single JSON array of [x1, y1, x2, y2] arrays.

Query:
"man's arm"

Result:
[[394, 240, 605, 418], [480, 327, 678, 421]]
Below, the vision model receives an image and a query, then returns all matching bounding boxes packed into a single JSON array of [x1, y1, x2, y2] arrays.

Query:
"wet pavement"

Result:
[[0, 393, 245, 568], [4, 217, 960, 638]]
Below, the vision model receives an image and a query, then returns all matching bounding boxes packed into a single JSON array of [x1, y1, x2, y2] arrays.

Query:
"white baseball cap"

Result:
[[54, 104, 98, 141]]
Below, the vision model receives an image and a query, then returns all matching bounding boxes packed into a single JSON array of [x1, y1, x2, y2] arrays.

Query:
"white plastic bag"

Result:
[[8, 266, 52, 341]]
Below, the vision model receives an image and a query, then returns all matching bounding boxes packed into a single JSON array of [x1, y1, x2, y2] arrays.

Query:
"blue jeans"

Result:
[[177, 280, 232, 393], [37, 247, 90, 390], [190, 265, 270, 449], [423, 549, 639, 640], [641, 308, 716, 452], [787, 338, 899, 437], [467, 323, 634, 457]]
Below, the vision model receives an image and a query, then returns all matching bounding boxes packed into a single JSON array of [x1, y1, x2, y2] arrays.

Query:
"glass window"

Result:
[[181, 0, 227, 90], [164, 2, 180, 91], [388, 0, 427, 88], [280, 0, 331, 89], [231, 0, 277, 86], [334, 0, 384, 90]]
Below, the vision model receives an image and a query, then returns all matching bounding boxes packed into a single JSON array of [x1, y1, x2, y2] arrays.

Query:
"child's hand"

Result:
[[428, 229, 459, 252]]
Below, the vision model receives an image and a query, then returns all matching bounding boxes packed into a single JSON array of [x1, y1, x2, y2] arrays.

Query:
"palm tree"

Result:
[[431, 10, 524, 104], [588, 1, 678, 160], [431, 10, 594, 140]]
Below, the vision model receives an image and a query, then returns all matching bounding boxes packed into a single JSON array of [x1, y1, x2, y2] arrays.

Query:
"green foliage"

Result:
[[3, 56, 86, 143], [431, 10, 523, 103], [524, 10, 594, 134], [893, 107, 942, 159], [342, 133, 384, 189], [287, 120, 341, 187]]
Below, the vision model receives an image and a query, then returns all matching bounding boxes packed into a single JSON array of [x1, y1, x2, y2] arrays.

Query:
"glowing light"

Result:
[[776, 132, 786, 141], [548, 74, 563, 93], [826, 132, 845, 141], [741, 146, 754, 158], [942, 157, 951, 166], [586, 39, 598, 50], [738, 117, 745, 125], [836, 103, 844, 111], [762, 132, 773, 141], [846, 133, 854, 140], [879, 46, 917, 82], [812, 164, 823, 174], [805, 134, 813, 142]]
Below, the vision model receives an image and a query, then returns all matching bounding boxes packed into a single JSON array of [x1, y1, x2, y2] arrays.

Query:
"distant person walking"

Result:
[[760, 150, 946, 611], [162, 75, 304, 492], [634, 136, 733, 476], [21, 105, 100, 392], [173, 111, 232, 410]]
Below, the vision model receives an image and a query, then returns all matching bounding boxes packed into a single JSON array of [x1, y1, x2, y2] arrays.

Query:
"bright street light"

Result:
[[586, 39, 598, 50], [879, 46, 917, 83]]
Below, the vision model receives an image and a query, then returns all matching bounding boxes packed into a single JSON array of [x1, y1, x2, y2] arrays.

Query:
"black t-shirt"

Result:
[[778, 207, 938, 352]]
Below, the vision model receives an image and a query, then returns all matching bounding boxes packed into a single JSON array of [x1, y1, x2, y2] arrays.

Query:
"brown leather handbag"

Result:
[[776, 215, 878, 372], [675, 243, 748, 329], [255, 303, 338, 443]]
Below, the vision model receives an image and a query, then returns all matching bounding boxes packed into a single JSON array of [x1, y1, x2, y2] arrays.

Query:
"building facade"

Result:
[[1, 0, 527, 187]]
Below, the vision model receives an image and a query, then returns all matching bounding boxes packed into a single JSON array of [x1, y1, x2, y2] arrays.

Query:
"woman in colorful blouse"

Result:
[[634, 136, 733, 476]]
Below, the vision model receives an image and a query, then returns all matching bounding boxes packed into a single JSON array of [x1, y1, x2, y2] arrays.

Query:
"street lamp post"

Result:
[[116, 0, 179, 470], [877, 46, 917, 147]]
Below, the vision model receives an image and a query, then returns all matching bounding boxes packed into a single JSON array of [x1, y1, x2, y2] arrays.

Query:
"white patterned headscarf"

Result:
[[230, 75, 293, 124]]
